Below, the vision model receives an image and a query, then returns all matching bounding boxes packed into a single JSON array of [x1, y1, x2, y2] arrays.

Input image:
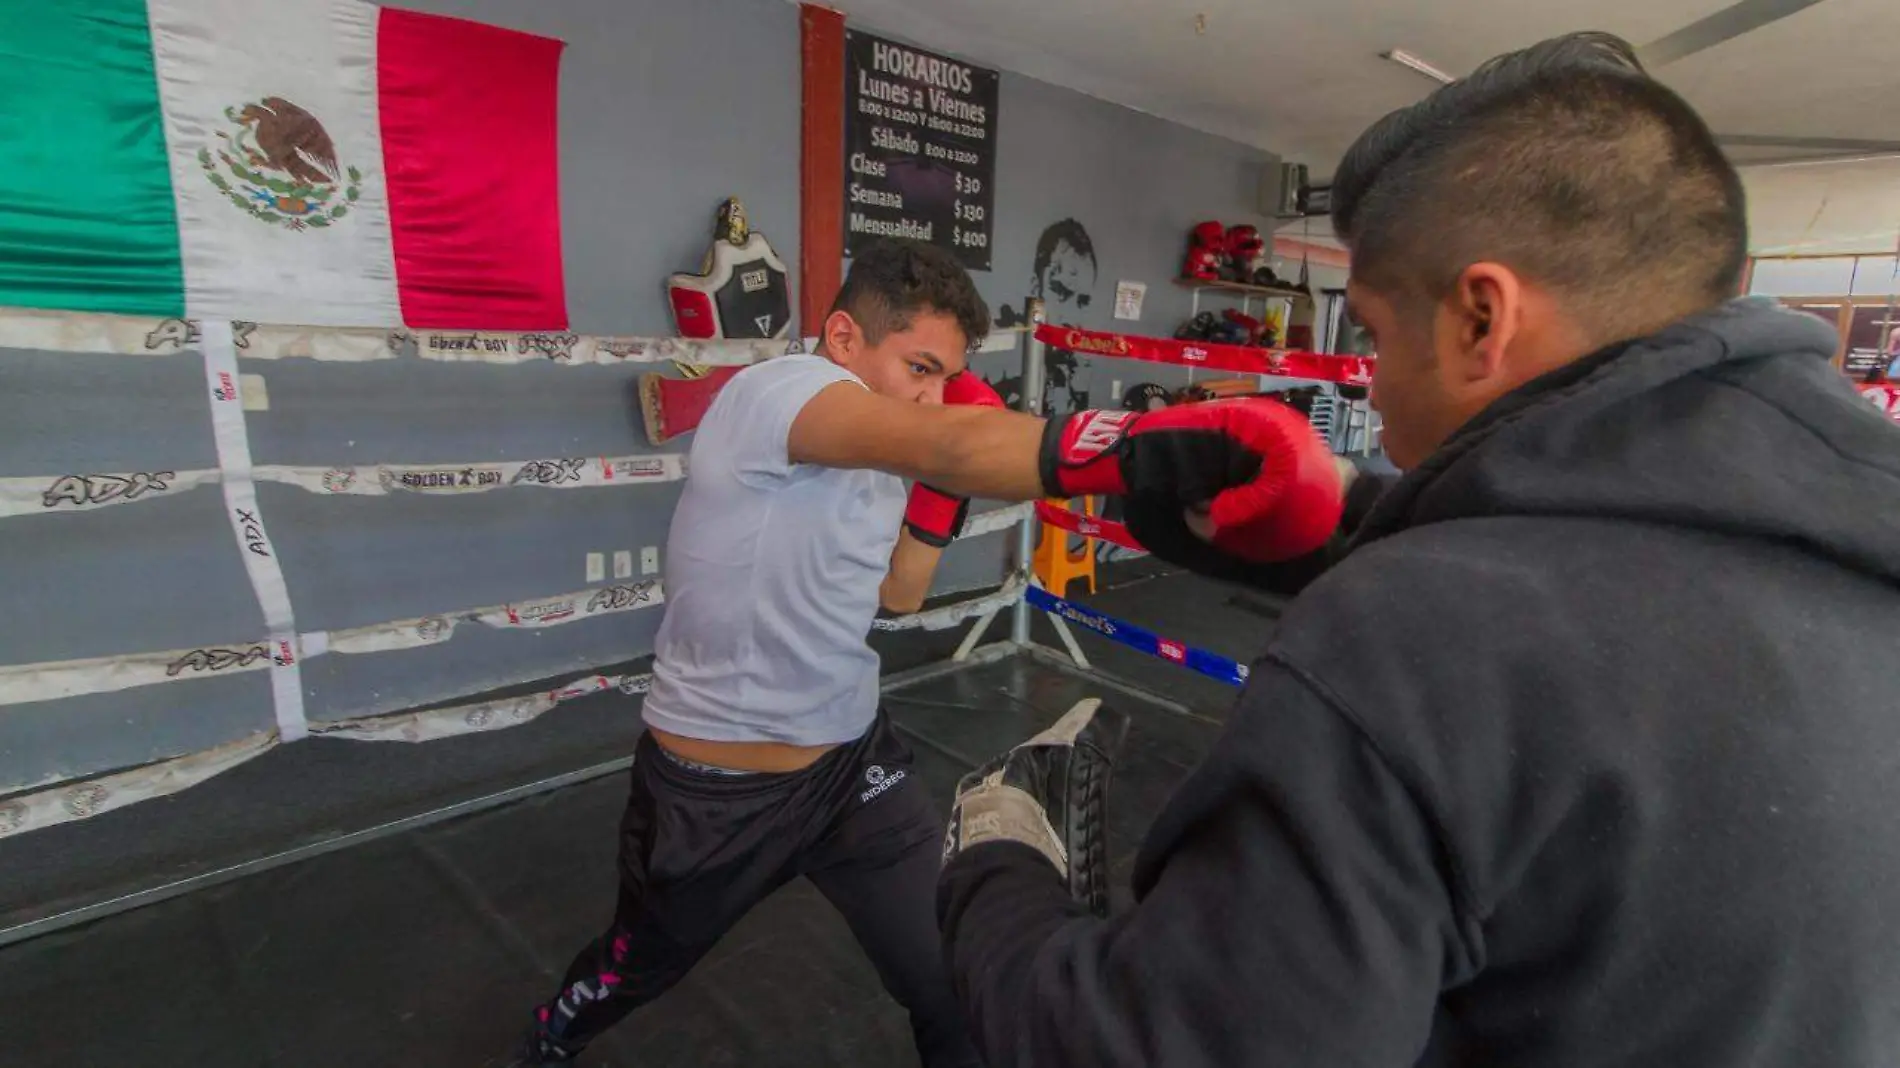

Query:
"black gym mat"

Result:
[[0, 571, 1276, 1067]]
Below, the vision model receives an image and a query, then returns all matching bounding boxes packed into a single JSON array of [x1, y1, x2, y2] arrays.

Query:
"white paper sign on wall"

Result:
[[1113, 281, 1147, 321]]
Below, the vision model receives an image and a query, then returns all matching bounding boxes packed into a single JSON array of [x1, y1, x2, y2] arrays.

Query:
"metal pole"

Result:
[[1010, 298, 1046, 646]]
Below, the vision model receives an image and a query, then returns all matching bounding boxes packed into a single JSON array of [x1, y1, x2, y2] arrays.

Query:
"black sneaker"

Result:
[[505, 1013, 579, 1066], [504, 1036, 574, 1066]]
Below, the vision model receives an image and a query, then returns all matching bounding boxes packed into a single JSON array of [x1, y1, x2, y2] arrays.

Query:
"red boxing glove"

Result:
[[1039, 399, 1343, 562], [905, 373, 1007, 547]]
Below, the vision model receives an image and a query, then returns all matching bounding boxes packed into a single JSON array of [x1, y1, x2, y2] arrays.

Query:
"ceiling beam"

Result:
[[1638, 0, 1831, 66]]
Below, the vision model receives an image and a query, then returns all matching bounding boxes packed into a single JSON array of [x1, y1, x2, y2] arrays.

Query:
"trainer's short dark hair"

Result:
[[1331, 32, 1747, 338], [832, 239, 990, 350]]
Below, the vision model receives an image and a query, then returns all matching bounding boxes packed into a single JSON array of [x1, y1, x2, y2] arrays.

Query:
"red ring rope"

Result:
[[1036, 500, 1144, 552], [1034, 324, 1374, 386]]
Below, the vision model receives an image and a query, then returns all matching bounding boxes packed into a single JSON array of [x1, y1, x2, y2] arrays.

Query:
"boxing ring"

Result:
[[0, 302, 1378, 1064], [0, 301, 1366, 943]]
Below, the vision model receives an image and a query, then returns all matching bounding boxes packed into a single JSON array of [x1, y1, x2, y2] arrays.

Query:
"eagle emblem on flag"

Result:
[[198, 96, 362, 230]]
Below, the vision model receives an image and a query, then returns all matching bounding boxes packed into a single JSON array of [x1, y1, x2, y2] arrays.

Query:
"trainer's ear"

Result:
[[1443, 262, 1521, 387]]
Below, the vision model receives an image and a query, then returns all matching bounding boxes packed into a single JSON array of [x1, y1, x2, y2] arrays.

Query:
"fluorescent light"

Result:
[[1381, 48, 1455, 85]]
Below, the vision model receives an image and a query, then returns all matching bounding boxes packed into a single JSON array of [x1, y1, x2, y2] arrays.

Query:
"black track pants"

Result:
[[527, 711, 979, 1066]]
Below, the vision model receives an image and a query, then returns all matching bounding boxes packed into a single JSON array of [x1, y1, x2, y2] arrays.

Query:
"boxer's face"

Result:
[[823, 308, 968, 404]]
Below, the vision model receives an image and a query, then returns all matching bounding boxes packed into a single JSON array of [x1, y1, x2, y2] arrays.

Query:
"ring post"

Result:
[[1010, 298, 1046, 647]]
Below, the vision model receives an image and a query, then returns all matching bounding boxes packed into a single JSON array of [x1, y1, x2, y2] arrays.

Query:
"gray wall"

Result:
[[0, 0, 803, 789], [973, 68, 1287, 407], [0, 1, 1293, 791]]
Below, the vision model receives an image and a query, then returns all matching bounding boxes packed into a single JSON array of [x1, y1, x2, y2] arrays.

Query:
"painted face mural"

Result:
[[992, 219, 1099, 416]]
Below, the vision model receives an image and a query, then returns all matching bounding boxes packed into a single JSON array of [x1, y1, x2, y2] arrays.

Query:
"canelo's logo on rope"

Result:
[[1061, 329, 1131, 356], [199, 97, 362, 231]]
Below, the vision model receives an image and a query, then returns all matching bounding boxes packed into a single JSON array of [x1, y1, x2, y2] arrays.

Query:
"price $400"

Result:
[[953, 228, 989, 250]]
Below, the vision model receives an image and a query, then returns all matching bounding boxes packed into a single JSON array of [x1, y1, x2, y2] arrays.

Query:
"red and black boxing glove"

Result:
[[1039, 398, 1344, 563], [905, 372, 1007, 547]]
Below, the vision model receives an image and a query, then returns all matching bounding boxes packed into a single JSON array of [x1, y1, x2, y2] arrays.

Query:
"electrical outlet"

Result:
[[640, 546, 660, 576], [613, 550, 633, 579], [1110, 379, 1122, 401], [240, 373, 270, 411], [585, 552, 605, 583]]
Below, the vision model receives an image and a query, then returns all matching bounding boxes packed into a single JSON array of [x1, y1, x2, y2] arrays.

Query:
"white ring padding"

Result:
[[0, 641, 288, 710], [0, 580, 667, 709], [0, 732, 277, 841], [961, 503, 1032, 539], [0, 469, 223, 518], [0, 305, 791, 367], [313, 579, 667, 655], [872, 576, 1026, 632], [314, 671, 653, 743], [253, 454, 687, 496], [0, 455, 688, 522], [203, 321, 308, 742], [0, 578, 1029, 833], [0, 500, 1027, 704]]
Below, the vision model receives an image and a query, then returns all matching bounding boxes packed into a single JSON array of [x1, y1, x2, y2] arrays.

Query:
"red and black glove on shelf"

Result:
[[905, 372, 1007, 547], [1038, 398, 1345, 564]]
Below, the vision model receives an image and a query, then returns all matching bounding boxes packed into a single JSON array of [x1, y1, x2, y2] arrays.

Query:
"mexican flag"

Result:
[[0, 0, 567, 329]]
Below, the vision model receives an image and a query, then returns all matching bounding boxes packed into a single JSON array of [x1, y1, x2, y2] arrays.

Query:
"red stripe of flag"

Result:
[[378, 7, 567, 330]]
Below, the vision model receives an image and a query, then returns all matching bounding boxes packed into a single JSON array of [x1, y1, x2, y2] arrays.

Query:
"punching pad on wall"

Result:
[[666, 197, 793, 340]]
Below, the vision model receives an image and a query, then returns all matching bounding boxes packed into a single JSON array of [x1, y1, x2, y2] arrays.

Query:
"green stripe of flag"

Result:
[[0, 0, 184, 317]]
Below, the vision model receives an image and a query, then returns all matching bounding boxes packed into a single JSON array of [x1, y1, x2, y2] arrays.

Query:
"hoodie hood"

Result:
[[1354, 298, 1900, 586]]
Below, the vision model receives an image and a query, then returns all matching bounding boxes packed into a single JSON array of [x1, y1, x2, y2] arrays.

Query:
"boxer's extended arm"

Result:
[[938, 659, 1462, 1067], [791, 385, 1349, 567], [879, 530, 942, 615], [789, 382, 1045, 500]]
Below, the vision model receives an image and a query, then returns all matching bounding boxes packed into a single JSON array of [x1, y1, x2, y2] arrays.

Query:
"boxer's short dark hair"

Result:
[[833, 239, 990, 350], [1331, 32, 1747, 339]]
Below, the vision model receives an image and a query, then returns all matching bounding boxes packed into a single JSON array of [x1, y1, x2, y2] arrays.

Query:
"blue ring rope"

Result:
[[1023, 586, 1248, 688]]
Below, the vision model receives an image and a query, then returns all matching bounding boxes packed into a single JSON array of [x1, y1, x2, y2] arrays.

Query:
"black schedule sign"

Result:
[[844, 31, 998, 271]]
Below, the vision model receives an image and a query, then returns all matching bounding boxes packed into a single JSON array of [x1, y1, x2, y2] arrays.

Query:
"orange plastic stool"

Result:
[[1032, 496, 1099, 598]]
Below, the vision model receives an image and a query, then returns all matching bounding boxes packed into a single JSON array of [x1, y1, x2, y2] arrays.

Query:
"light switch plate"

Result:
[[585, 552, 605, 583], [640, 546, 660, 575], [613, 550, 633, 579]]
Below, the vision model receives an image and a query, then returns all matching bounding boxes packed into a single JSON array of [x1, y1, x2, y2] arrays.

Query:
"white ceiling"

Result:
[[818, 0, 1900, 254]]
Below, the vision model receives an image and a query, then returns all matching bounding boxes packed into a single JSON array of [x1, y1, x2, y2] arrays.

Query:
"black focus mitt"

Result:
[[943, 698, 1129, 917]]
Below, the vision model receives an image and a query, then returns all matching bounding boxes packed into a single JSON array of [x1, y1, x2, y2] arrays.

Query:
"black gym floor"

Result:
[[0, 570, 1279, 1067]]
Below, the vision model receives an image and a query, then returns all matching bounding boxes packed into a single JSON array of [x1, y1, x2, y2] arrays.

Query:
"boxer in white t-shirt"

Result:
[[515, 239, 1348, 1065]]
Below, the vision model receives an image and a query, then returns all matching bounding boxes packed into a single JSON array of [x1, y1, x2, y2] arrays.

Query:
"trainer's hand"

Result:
[[943, 698, 1129, 917], [1039, 398, 1345, 562], [904, 373, 1006, 547]]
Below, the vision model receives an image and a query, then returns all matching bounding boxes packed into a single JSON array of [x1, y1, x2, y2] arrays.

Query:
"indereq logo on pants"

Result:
[[860, 764, 908, 804]]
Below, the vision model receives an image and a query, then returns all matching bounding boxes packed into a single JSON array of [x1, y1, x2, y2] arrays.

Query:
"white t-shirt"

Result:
[[642, 354, 906, 745]]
